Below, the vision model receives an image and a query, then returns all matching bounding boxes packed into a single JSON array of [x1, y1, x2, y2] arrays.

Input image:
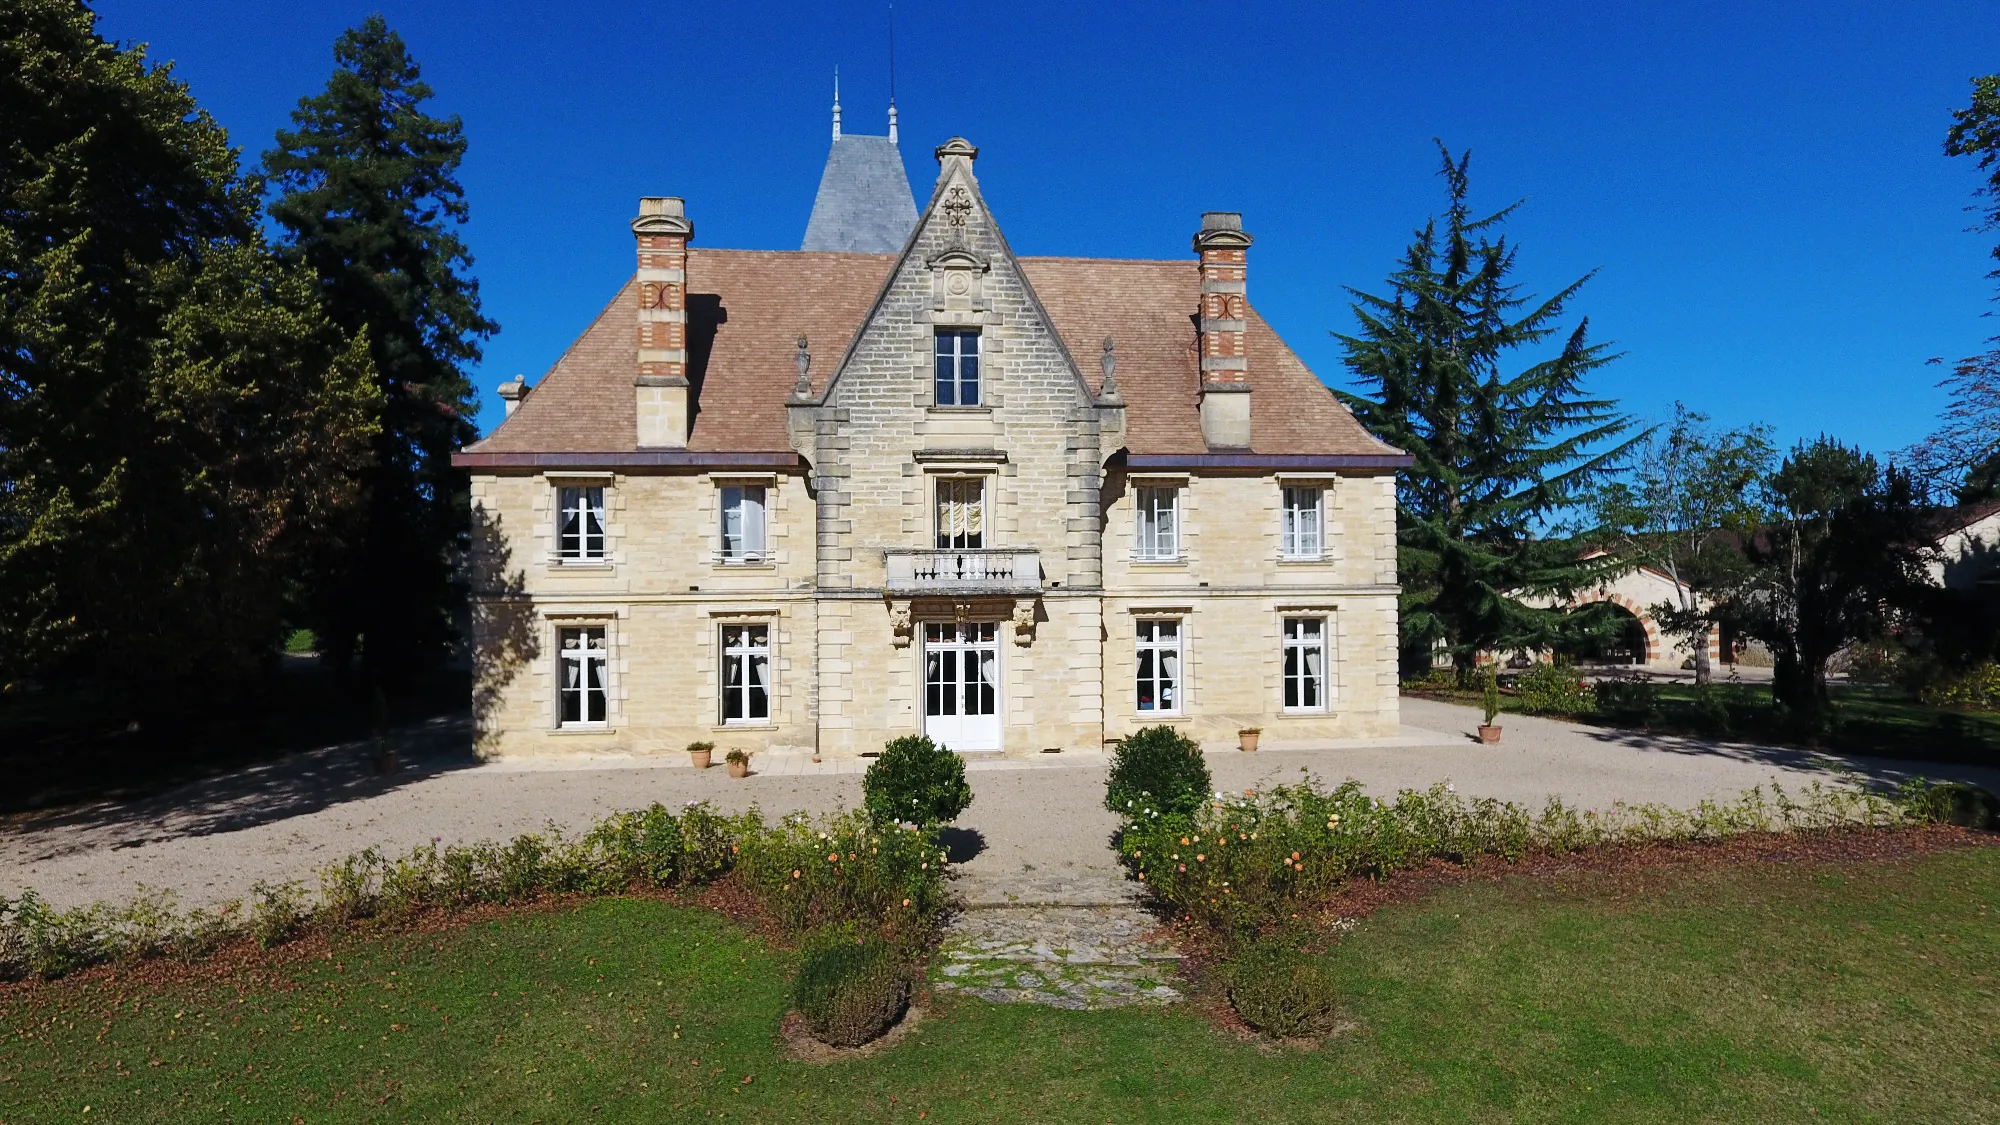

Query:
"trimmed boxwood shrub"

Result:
[[1105, 724, 1211, 819], [863, 735, 973, 828], [792, 926, 910, 1047], [1225, 941, 1341, 1039]]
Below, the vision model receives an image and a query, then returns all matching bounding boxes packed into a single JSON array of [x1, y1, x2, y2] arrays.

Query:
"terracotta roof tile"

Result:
[[467, 249, 1399, 460]]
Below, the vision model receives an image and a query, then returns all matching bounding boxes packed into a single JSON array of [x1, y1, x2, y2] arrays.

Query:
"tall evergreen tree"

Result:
[[264, 15, 496, 685], [1338, 144, 1638, 682], [0, 0, 378, 701]]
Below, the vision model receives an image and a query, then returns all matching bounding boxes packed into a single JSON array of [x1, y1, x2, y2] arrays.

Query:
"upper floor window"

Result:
[[558, 625, 609, 727], [936, 477, 986, 549], [1134, 486, 1181, 561], [1281, 486, 1323, 559], [557, 486, 606, 561], [935, 329, 981, 406], [719, 484, 768, 562]]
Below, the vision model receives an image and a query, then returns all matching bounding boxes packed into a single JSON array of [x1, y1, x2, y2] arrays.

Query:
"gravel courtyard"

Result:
[[4, 697, 1992, 911]]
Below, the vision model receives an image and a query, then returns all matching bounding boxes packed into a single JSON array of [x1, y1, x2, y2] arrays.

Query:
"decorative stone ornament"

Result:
[[927, 246, 990, 317], [791, 335, 814, 400]]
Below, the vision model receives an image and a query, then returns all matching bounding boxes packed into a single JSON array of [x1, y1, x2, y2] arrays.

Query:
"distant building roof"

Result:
[[801, 134, 918, 253]]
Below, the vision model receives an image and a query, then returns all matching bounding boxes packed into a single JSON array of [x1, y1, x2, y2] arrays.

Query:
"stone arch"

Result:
[[1569, 592, 1658, 665]]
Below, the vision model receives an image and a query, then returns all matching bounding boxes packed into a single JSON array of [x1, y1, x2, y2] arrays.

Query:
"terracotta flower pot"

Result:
[[727, 758, 750, 779], [1477, 725, 1503, 745], [1239, 730, 1261, 752], [689, 748, 712, 770]]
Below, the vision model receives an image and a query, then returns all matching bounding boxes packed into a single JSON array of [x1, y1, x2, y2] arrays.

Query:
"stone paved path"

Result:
[[933, 871, 1184, 1010]]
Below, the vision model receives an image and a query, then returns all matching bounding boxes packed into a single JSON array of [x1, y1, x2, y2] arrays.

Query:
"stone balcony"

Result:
[[883, 548, 1043, 596]]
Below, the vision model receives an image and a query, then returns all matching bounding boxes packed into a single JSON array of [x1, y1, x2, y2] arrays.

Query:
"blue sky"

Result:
[[95, 0, 2000, 456]]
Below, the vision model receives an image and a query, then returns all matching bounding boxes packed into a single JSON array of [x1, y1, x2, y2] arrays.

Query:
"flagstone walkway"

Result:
[[933, 871, 1182, 1009]]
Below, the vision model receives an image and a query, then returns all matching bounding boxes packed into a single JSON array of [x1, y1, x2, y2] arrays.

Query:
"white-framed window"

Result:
[[934, 329, 981, 406], [1282, 616, 1328, 712], [557, 625, 609, 727], [1135, 618, 1183, 715], [720, 623, 771, 724], [935, 477, 986, 549], [1281, 487, 1323, 559], [719, 484, 768, 562], [557, 486, 606, 561], [1134, 486, 1180, 561]]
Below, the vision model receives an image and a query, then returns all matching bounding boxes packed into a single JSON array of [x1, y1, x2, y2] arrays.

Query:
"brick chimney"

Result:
[[1194, 211, 1253, 449], [632, 196, 694, 448]]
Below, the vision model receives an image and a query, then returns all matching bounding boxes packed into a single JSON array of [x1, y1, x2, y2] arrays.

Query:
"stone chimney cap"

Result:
[[1200, 211, 1243, 232], [934, 137, 979, 163], [632, 196, 693, 237]]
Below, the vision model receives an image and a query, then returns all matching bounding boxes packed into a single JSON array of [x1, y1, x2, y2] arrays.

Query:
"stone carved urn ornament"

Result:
[[726, 748, 752, 779], [687, 740, 714, 769], [1238, 728, 1261, 752]]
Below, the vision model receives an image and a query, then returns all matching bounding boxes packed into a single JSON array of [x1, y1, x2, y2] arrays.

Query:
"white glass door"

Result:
[[923, 622, 1001, 751]]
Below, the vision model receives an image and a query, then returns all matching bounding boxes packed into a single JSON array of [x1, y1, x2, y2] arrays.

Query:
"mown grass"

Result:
[[3, 846, 1994, 1123]]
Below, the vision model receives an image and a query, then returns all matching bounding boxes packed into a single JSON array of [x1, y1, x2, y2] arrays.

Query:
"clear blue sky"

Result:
[[95, 0, 2000, 456]]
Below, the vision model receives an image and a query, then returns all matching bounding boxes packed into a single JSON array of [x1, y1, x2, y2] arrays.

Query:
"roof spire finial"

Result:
[[886, 4, 899, 145], [831, 67, 842, 141]]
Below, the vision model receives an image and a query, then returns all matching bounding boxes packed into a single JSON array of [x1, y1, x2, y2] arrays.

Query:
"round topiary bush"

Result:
[[863, 735, 973, 828], [1105, 724, 1211, 818], [1224, 943, 1342, 1039], [792, 931, 910, 1047]]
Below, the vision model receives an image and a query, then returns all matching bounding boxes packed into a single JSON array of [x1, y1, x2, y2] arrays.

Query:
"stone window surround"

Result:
[[1128, 474, 1190, 565], [710, 472, 780, 569], [1277, 474, 1340, 564], [707, 607, 781, 731], [1274, 604, 1340, 714], [1127, 604, 1197, 717], [544, 610, 622, 733], [542, 471, 617, 570]]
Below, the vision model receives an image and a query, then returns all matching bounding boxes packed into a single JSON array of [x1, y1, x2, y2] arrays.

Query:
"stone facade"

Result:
[[458, 135, 1410, 761]]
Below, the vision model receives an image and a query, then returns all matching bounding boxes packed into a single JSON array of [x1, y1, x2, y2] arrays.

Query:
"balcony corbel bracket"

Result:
[[887, 598, 913, 648], [1011, 598, 1037, 646]]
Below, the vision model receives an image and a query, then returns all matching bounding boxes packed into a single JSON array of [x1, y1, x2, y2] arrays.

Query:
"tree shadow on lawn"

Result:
[[0, 713, 481, 855]]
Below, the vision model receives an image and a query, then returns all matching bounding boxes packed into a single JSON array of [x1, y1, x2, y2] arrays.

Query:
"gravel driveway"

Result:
[[4, 699, 1990, 911]]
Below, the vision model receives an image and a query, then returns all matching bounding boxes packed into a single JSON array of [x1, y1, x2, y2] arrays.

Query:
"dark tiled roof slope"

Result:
[[801, 135, 919, 254], [467, 249, 1398, 459]]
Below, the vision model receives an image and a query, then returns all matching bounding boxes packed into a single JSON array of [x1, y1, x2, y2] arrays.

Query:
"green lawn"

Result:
[[3, 846, 1995, 1123]]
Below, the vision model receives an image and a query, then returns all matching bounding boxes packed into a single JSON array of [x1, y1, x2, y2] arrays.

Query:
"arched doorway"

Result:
[[1569, 602, 1650, 666]]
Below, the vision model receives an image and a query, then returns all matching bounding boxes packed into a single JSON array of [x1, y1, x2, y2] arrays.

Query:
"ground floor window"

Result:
[[558, 626, 608, 726], [1282, 616, 1328, 711], [721, 623, 771, 723], [1135, 618, 1182, 714]]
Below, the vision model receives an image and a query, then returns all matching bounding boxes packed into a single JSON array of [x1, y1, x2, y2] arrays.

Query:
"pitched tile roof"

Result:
[[801, 135, 919, 254], [465, 248, 1403, 462]]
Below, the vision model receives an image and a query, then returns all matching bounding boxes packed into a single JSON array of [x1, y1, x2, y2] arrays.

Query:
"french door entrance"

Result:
[[923, 622, 1001, 751]]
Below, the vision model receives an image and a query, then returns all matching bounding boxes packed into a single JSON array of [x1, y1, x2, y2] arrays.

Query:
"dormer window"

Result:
[[934, 329, 981, 406]]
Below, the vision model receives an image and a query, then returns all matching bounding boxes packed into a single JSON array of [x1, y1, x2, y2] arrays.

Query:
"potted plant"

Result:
[[725, 748, 752, 778], [686, 740, 714, 770], [1478, 666, 1503, 744], [1238, 727, 1262, 752]]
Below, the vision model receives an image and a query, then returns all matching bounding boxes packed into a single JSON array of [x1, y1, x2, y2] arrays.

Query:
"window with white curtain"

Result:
[[1282, 616, 1328, 711], [719, 484, 768, 561], [935, 478, 985, 549], [557, 486, 606, 561], [1134, 486, 1180, 561], [1135, 618, 1183, 714], [557, 626, 608, 727], [1281, 487, 1323, 559], [720, 624, 771, 723]]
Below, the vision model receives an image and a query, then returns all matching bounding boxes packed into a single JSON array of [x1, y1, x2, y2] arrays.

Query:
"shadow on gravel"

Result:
[[0, 715, 480, 854], [936, 827, 988, 864]]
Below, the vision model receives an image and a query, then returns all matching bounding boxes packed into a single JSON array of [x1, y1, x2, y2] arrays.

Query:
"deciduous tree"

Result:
[[0, 0, 378, 701]]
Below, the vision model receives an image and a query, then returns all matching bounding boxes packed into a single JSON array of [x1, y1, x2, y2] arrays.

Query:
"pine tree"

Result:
[[0, 0, 378, 701], [1337, 144, 1638, 683], [264, 15, 497, 685]]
